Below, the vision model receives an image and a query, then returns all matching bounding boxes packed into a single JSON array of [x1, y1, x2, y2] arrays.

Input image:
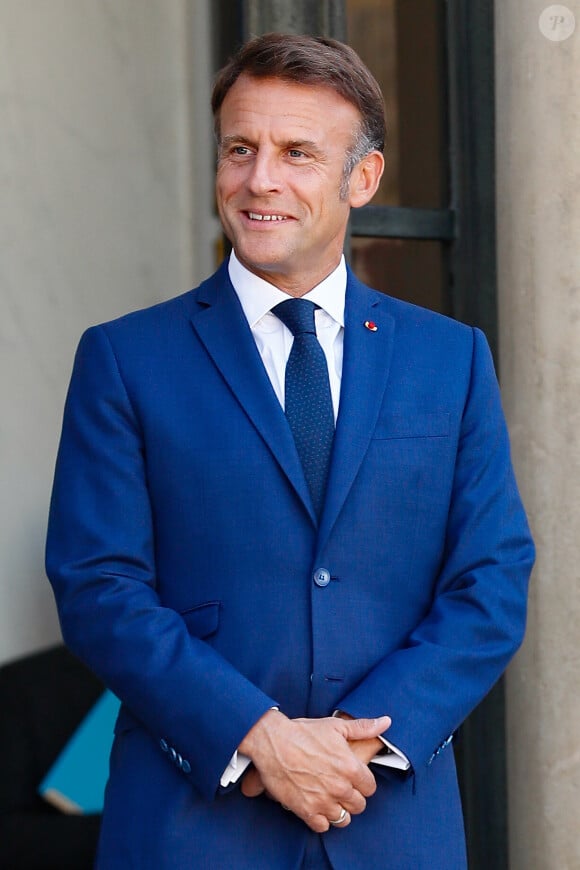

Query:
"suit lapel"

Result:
[[188, 265, 316, 524], [318, 271, 395, 550]]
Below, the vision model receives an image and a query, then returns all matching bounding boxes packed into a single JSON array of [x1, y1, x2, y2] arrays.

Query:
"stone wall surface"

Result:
[[496, 3, 580, 868], [0, 0, 216, 665]]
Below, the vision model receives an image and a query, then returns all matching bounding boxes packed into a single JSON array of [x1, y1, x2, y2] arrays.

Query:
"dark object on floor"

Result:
[[0, 645, 104, 869]]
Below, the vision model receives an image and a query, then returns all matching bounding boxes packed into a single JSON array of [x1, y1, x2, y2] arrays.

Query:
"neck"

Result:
[[234, 255, 343, 298]]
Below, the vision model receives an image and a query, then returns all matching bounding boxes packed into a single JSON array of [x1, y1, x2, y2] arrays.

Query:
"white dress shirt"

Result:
[[228, 249, 344, 421], [220, 251, 410, 786]]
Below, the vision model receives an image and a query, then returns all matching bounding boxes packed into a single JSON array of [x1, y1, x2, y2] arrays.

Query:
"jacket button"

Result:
[[313, 568, 331, 587]]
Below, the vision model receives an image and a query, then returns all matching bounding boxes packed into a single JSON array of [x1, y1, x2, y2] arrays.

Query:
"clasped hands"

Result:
[[238, 710, 391, 833]]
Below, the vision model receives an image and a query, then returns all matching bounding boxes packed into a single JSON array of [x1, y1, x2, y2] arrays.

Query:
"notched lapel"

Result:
[[187, 266, 316, 523], [318, 274, 395, 548]]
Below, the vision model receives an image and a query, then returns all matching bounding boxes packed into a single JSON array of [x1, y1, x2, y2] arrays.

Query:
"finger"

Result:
[[328, 808, 351, 829], [350, 761, 378, 798], [302, 813, 331, 834], [348, 735, 385, 765], [241, 767, 265, 797], [277, 803, 331, 833], [342, 716, 391, 741], [338, 788, 366, 816]]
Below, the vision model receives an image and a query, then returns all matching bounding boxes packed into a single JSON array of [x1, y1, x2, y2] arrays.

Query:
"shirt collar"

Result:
[[228, 250, 346, 329]]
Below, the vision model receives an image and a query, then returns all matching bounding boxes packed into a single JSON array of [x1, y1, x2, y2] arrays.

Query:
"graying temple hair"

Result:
[[340, 128, 376, 200]]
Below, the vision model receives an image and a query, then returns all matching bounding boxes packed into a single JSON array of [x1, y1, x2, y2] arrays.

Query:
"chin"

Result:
[[237, 247, 291, 273]]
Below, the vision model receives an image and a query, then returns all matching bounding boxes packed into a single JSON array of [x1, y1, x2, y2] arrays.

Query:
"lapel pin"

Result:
[[364, 320, 378, 332]]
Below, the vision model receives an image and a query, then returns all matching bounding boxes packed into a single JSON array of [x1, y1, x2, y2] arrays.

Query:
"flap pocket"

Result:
[[114, 705, 140, 735], [180, 600, 221, 638], [373, 412, 450, 440]]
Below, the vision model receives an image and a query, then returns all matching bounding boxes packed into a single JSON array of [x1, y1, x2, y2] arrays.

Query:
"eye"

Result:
[[288, 149, 306, 159], [232, 146, 251, 156]]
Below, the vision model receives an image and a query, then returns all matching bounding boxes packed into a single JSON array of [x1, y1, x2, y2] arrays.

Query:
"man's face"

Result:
[[216, 74, 369, 295]]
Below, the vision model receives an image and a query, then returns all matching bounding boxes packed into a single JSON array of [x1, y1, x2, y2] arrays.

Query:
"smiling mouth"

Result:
[[246, 212, 289, 222]]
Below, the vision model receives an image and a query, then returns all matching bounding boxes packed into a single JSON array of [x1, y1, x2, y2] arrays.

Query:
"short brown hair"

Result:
[[211, 32, 386, 154]]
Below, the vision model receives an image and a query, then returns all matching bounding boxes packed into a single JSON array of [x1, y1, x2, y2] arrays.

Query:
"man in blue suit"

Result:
[[46, 33, 534, 869]]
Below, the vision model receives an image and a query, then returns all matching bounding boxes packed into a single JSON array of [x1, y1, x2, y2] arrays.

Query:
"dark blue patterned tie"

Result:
[[272, 299, 335, 519]]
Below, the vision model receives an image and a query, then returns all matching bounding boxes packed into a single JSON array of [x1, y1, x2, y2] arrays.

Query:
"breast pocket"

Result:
[[364, 410, 454, 526]]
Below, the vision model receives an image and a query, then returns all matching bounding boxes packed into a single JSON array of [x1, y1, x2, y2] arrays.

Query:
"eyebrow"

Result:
[[219, 135, 324, 155], [286, 140, 324, 155], [219, 135, 255, 150]]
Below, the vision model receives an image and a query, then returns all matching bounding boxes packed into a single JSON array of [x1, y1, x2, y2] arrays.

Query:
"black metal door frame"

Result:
[[212, 3, 504, 866]]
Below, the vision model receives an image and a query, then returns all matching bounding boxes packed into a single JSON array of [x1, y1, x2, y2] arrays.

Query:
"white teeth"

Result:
[[247, 212, 287, 221]]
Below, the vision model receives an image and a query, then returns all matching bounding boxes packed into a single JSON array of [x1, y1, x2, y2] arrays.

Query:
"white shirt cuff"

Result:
[[220, 750, 252, 787], [373, 736, 411, 771]]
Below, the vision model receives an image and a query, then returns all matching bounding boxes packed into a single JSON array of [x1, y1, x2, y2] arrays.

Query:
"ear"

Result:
[[348, 151, 385, 208]]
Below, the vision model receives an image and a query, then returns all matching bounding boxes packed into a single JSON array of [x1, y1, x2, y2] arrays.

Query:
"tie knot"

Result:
[[272, 298, 317, 337]]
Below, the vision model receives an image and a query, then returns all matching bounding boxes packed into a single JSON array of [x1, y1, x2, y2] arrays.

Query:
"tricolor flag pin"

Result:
[[364, 320, 378, 332]]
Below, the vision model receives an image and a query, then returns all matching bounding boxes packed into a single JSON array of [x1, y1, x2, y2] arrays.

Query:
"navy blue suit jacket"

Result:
[[46, 263, 534, 868]]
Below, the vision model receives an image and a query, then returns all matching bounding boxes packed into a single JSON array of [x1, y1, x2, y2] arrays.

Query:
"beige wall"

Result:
[[0, 0, 217, 665], [496, 3, 580, 868]]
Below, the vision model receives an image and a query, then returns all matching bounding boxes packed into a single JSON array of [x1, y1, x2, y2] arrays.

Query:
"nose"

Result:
[[246, 150, 283, 195]]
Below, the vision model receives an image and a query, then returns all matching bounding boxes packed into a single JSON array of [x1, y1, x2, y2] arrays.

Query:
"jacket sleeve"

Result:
[[337, 327, 535, 772], [46, 325, 276, 800]]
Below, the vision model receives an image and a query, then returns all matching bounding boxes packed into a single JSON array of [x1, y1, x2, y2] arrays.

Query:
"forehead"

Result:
[[219, 74, 361, 143]]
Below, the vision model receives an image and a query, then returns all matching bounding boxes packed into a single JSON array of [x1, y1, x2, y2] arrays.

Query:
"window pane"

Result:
[[346, 0, 447, 208], [350, 237, 447, 314]]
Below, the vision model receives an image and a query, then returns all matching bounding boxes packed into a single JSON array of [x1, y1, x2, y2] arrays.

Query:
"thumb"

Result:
[[342, 715, 391, 741]]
